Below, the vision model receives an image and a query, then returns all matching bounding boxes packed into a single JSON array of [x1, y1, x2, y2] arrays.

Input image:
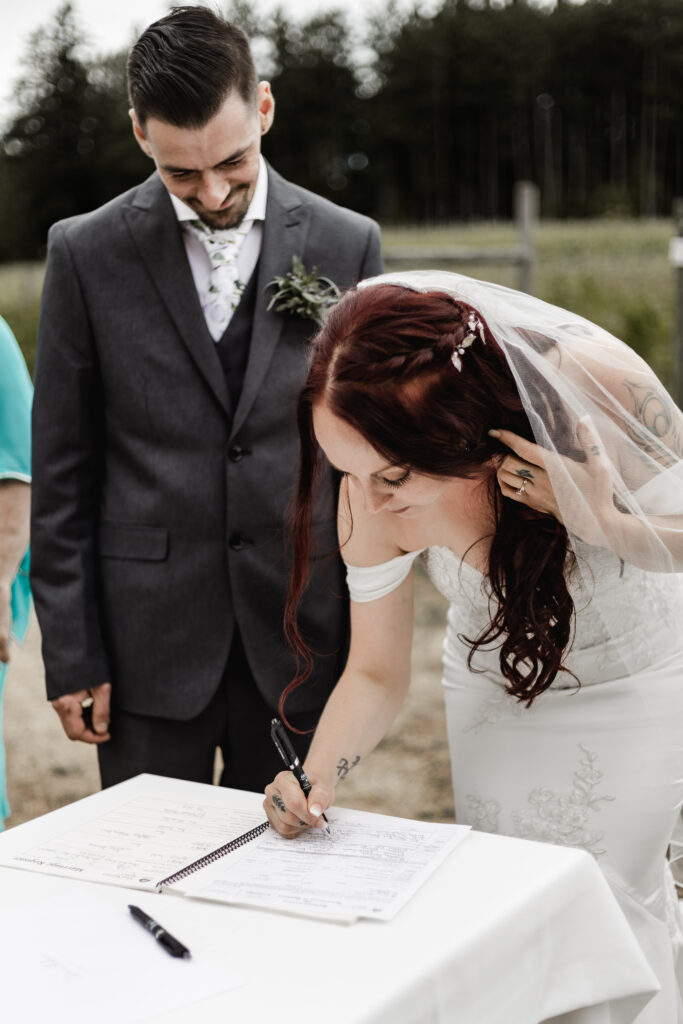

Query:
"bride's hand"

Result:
[[264, 770, 333, 838], [489, 419, 617, 543]]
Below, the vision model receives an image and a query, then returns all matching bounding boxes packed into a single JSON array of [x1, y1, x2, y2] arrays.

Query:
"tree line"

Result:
[[2, 0, 683, 261]]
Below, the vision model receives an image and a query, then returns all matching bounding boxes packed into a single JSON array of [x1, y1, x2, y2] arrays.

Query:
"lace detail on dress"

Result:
[[463, 746, 616, 856], [425, 542, 683, 689], [420, 546, 487, 607], [466, 793, 501, 834], [462, 691, 525, 734], [511, 745, 615, 856]]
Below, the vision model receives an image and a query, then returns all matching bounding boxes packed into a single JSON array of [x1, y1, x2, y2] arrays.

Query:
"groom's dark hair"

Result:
[[127, 6, 258, 128]]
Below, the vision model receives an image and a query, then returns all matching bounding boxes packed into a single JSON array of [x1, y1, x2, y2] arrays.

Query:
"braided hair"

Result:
[[280, 284, 575, 723]]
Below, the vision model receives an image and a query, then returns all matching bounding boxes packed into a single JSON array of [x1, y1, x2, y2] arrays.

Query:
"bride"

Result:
[[264, 271, 683, 1021]]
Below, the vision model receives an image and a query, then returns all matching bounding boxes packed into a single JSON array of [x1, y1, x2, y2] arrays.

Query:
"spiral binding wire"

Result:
[[158, 820, 271, 889]]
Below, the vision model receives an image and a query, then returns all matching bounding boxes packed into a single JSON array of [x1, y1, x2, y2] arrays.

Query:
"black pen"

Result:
[[270, 717, 331, 836], [128, 904, 191, 959]]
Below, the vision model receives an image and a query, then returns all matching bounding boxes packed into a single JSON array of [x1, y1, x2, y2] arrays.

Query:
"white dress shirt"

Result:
[[170, 155, 268, 330]]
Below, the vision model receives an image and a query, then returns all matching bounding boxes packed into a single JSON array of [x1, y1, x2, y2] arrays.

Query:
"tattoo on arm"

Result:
[[336, 755, 361, 781], [622, 379, 683, 461]]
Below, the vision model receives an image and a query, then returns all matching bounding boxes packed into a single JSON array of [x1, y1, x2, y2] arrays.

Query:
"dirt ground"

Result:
[[3, 568, 455, 828]]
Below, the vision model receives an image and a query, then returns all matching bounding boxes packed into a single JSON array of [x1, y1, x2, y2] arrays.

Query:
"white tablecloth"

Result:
[[0, 776, 658, 1024]]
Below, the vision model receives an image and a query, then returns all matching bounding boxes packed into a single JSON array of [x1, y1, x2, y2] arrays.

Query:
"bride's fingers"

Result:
[[264, 797, 305, 837], [264, 773, 311, 837], [577, 416, 608, 469], [489, 428, 548, 470], [500, 477, 530, 500], [497, 462, 560, 517], [498, 455, 546, 494], [499, 455, 538, 483], [576, 416, 614, 496], [497, 459, 530, 496]]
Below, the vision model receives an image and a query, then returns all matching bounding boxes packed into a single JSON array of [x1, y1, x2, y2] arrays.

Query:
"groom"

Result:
[[30, 7, 382, 791]]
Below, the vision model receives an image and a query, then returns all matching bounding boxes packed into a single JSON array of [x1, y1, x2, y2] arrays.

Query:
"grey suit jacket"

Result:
[[31, 164, 383, 719]]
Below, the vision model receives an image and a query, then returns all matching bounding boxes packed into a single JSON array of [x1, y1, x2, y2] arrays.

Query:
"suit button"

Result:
[[229, 532, 251, 551], [229, 445, 244, 462]]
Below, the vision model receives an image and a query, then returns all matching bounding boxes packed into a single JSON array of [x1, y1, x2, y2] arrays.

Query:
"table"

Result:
[[0, 775, 658, 1024]]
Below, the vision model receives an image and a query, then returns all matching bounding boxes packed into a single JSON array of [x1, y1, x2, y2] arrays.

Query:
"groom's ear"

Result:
[[257, 82, 275, 137], [130, 110, 153, 159]]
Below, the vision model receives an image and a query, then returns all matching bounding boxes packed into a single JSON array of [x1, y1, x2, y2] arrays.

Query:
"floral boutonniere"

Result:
[[266, 255, 340, 325]]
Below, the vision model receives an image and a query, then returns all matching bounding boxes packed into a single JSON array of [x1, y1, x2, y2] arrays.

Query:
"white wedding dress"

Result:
[[347, 544, 683, 1023]]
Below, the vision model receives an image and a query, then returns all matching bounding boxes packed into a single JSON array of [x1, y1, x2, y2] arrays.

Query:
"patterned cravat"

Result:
[[185, 218, 253, 341]]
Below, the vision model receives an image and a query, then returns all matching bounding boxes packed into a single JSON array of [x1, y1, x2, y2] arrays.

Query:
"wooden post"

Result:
[[515, 181, 538, 294], [672, 199, 683, 407], [383, 181, 540, 290]]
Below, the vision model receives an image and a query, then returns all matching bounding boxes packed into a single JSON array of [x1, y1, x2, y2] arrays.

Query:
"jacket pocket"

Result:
[[98, 523, 169, 562]]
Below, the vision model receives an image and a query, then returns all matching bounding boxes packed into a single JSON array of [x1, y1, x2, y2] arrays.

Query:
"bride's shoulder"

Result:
[[338, 476, 407, 567], [557, 323, 654, 387]]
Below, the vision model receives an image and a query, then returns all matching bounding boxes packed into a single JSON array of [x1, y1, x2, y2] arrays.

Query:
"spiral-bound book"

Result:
[[0, 774, 469, 922]]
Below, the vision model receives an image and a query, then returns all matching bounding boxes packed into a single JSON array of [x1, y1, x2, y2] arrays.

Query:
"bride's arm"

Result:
[[264, 484, 415, 837], [578, 342, 683, 470]]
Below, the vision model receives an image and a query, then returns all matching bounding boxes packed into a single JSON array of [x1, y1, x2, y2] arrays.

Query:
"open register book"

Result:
[[0, 774, 470, 923]]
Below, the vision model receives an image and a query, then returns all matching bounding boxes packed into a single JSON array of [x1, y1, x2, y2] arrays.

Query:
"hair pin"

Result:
[[451, 313, 485, 371]]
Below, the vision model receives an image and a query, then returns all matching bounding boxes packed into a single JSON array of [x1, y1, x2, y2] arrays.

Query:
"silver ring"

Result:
[[515, 480, 527, 497]]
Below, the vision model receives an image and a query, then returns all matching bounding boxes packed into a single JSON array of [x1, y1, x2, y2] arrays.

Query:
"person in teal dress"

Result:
[[0, 315, 32, 828]]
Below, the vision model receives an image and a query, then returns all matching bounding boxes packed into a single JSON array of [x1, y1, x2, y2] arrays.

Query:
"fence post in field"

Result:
[[671, 198, 683, 407], [382, 182, 539, 294], [515, 181, 538, 295]]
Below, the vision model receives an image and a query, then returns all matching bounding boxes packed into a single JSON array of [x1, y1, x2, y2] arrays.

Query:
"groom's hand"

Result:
[[51, 682, 112, 744]]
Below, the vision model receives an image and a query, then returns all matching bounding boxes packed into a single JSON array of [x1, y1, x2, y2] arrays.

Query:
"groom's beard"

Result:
[[186, 183, 252, 230]]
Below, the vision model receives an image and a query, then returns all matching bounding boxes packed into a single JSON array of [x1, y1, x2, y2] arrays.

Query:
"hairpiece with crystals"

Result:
[[451, 312, 486, 371]]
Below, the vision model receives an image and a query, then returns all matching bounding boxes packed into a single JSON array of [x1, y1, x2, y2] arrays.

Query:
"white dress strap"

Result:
[[344, 549, 425, 603]]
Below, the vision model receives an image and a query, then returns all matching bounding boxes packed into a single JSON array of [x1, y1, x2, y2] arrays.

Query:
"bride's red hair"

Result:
[[280, 284, 575, 725]]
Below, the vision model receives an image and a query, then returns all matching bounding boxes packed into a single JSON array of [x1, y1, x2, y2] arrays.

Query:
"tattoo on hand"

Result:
[[516, 468, 534, 480], [337, 755, 361, 781], [272, 795, 286, 814]]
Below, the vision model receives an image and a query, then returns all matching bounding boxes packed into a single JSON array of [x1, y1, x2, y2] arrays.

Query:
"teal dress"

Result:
[[0, 316, 32, 826]]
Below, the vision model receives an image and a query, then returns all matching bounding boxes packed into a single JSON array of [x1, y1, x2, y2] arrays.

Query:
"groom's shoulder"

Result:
[[269, 165, 378, 237], [47, 173, 163, 248]]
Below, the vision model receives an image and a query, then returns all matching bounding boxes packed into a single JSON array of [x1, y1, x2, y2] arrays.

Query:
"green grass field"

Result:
[[0, 218, 676, 383]]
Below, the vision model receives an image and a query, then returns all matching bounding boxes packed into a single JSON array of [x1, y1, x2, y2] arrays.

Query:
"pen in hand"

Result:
[[270, 717, 332, 837], [128, 904, 191, 959]]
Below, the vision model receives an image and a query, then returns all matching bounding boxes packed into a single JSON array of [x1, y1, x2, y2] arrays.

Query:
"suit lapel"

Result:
[[231, 166, 309, 438], [123, 174, 232, 418]]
